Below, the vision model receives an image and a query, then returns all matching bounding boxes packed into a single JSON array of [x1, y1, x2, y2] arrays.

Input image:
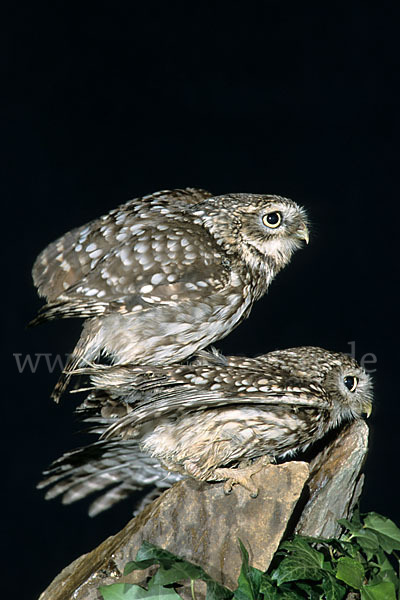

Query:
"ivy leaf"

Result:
[[124, 541, 231, 600], [296, 581, 324, 599], [152, 560, 231, 600], [360, 581, 397, 600], [260, 576, 303, 599], [367, 553, 399, 590], [100, 584, 133, 600], [352, 529, 380, 560], [100, 581, 181, 600], [271, 538, 324, 585], [320, 574, 346, 600], [363, 513, 400, 553], [338, 518, 354, 532], [233, 540, 263, 600], [124, 542, 183, 573], [335, 557, 364, 590], [153, 563, 206, 586]]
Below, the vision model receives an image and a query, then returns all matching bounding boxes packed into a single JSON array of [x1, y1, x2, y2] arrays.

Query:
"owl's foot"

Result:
[[214, 456, 271, 498]]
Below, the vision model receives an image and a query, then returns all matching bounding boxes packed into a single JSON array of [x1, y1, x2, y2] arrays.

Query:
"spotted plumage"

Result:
[[38, 347, 372, 515], [31, 187, 309, 400]]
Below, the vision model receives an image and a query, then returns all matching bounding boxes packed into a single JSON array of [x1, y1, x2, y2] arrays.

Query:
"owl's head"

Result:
[[195, 194, 309, 276], [260, 346, 373, 427], [321, 354, 373, 427]]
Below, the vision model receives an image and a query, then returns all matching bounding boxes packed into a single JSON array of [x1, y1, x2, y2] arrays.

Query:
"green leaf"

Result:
[[338, 510, 362, 537], [259, 574, 278, 598], [100, 581, 181, 600], [352, 529, 381, 560], [271, 538, 324, 585], [320, 574, 347, 600], [338, 518, 359, 536], [124, 542, 182, 573], [152, 561, 232, 600], [233, 540, 263, 600], [123, 541, 231, 600], [364, 513, 400, 553], [153, 563, 206, 586], [100, 584, 133, 600], [367, 552, 399, 590], [261, 577, 304, 599], [205, 580, 233, 600], [295, 581, 324, 599], [146, 580, 183, 600], [334, 539, 360, 559], [335, 556, 365, 590], [277, 589, 306, 599], [360, 581, 397, 600]]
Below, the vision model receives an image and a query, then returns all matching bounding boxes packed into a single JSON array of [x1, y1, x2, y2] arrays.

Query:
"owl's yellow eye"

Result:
[[262, 211, 282, 229], [344, 375, 358, 392]]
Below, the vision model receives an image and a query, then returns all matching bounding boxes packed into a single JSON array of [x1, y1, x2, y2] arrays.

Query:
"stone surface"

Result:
[[39, 461, 310, 599], [295, 420, 369, 538], [39, 422, 370, 599]]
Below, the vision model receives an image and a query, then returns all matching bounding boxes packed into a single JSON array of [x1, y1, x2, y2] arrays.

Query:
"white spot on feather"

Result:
[[134, 242, 148, 254], [151, 273, 164, 285], [140, 284, 154, 294], [89, 249, 103, 259], [60, 260, 70, 272], [119, 248, 132, 266]]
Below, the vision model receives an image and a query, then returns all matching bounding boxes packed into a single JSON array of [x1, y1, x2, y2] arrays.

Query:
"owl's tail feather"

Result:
[[38, 438, 182, 517], [51, 319, 103, 402], [52, 355, 80, 403]]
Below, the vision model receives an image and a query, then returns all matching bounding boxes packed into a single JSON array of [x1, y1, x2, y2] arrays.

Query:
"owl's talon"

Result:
[[223, 482, 233, 495], [214, 457, 269, 498]]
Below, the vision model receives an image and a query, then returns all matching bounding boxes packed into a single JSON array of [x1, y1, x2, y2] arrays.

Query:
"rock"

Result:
[[295, 420, 369, 538], [39, 461, 310, 599], [39, 422, 370, 599]]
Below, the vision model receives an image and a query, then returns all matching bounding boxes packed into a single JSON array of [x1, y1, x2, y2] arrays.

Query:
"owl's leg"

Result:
[[214, 456, 271, 498]]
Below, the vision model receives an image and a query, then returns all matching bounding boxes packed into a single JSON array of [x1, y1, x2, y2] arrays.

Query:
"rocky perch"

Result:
[[39, 420, 369, 600]]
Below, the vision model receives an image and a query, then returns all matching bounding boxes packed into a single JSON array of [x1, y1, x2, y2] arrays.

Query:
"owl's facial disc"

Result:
[[260, 205, 309, 244], [245, 202, 309, 265], [338, 368, 373, 419]]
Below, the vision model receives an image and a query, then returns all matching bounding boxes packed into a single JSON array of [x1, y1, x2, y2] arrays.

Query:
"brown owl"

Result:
[[31, 188, 309, 400], [38, 347, 372, 515]]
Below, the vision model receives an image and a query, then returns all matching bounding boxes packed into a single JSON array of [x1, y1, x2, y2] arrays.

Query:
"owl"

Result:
[[38, 347, 372, 515], [31, 188, 309, 401]]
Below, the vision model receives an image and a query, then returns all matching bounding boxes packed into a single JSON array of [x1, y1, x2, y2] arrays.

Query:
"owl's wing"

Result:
[[32, 188, 213, 304], [77, 364, 329, 439], [38, 437, 182, 516], [106, 387, 329, 439], [30, 187, 236, 324]]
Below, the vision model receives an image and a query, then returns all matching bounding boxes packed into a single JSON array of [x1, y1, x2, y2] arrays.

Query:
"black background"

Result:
[[3, 3, 400, 598]]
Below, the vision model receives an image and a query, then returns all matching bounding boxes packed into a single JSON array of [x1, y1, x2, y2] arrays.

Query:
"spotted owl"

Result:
[[31, 187, 309, 401], [38, 347, 372, 515]]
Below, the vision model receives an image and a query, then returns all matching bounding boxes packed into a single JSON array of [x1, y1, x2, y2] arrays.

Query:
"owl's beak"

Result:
[[362, 400, 372, 418], [297, 225, 310, 245]]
